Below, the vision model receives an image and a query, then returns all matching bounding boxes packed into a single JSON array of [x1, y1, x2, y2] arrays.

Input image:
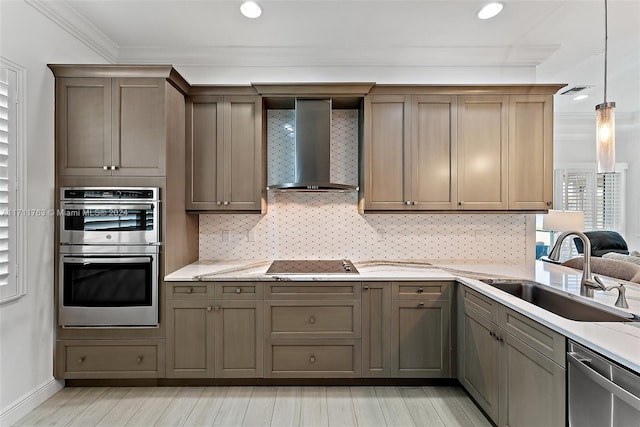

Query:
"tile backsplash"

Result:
[[198, 108, 529, 264]]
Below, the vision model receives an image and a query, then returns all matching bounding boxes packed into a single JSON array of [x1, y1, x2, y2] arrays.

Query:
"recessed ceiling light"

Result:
[[573, 94, 589, 101], [477, 2, 504, 20], [240, 1, 262, 18]]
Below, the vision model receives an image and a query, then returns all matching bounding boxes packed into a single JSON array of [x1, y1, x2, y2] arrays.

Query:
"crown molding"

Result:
[[25, 0, 118, 63]]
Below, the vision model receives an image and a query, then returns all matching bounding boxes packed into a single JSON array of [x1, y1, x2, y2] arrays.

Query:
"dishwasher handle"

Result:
[[567, 352, 640, 411]]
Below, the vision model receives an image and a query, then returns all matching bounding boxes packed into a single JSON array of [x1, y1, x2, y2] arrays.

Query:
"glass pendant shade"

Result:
[[595, 102, 616, 173]]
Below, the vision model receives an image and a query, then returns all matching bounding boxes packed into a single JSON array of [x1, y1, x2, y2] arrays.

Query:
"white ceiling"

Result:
[[55, 0, 640, 114]]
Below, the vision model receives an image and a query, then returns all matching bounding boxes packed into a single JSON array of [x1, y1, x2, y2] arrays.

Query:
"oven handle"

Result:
[[62, 204, 155, 211], [62, 257, 152, 264], [567, 352, 640, 410]]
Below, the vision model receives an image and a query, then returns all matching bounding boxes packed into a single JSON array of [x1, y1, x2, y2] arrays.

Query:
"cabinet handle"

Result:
[[136, 356, 143, 364], [235, 288, 242, 294], [77, 356, 86, 364], [223, 201, 229, 206], [412, 201, 418, 206], [363, 285, 369, 291], [405, 201, 411, 205], [187, 287, 193, 294], [458, 201, 464, 206], [110, 165, 117, 170], [489, 331, 495, 337], [207, 305, 213, 312], [309, 355, 316, 364], [215, 305, 221, 312], [308, 315, 316, 324], [417, 288, 424, 294], [546, 201, 552, 206], [216, 201, 222, 206], [418, 302, 424, 307], [498, 336, 504, 343], [102, 166, 108, 171]]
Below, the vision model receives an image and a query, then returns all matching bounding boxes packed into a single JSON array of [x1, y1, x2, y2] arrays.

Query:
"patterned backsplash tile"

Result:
[[199, 108, 528, 263]]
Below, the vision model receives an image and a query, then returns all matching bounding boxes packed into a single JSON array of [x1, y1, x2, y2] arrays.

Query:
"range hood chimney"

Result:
[[267, 98, 358, 192]]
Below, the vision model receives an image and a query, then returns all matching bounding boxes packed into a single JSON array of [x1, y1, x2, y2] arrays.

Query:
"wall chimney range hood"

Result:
[[267, 98, 358, 192]]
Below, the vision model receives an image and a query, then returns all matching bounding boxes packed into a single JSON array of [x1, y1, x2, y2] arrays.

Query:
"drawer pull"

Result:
[[77, 356, 86, 364], [215, 305, 221, 312], [187, 287, 193, 293], [417, 288, 424, 293], [136, 356, 143, 364], [418, 302, 424, 307], [235, 288, 242, 294], [102, 166, 108, 171], [309, 355, 316, 364], [489, 331, 495, 337], [207, 306, 213, 312], [363, 285, 369, 291], [308, 316, 316, 324]]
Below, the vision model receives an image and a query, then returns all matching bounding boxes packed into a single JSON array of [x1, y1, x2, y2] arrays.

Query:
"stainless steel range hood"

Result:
[[267, 98, 358, 192]]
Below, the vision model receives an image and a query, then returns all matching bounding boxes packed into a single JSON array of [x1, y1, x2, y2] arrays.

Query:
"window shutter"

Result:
[[595, 172, 625, 232], [0, 68, 13, 287]]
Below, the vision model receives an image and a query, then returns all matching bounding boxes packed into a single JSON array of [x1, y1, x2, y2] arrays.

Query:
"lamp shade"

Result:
[[596, 102, 616, 173], [542, 210, 585, 232]]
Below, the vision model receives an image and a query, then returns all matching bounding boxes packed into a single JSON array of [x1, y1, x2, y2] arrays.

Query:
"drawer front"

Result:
[[215, 282, 263, 300], [266, 301, 361, 339], [60, 340, 163, 379], [462, 286, 499, 324], [499, 306, 565, 367], [167, 283, 212, 299], [266, 282, 361, 300], [266, 340, 361, 378], [393, 282, 451, 300]]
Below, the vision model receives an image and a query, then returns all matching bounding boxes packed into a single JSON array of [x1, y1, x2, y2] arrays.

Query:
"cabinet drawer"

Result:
[[59, 340, 164, 379], [265, 340, 361, 378], [393, 282, 451, 300], [167, 283, 212, 299], [266, 282, 361, 300], [215, 282, 263, 299], [499, 307, 565, 367], [266, 301, 361, 339], [462, 286, 499, 324]]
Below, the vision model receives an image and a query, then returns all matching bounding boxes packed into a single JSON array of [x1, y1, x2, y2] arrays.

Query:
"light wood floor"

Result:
[[15, 386, 491, 427]]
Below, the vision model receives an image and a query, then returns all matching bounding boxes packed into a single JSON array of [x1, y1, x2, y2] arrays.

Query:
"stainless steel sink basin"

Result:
[[482, 280, 637, 322]]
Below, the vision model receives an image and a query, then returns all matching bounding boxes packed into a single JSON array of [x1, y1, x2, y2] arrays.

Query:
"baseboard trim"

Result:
[[0, 378, 65, 426]]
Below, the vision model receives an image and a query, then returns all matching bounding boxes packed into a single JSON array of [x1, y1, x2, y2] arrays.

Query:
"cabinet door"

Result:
[[165, 299, 215, 378], [457, 96, 508, 210], [186, 96, 224, 210], [362, 282, 391, 377], [500, 333, 565, 427], [364, 95, 412, 210], [411, 95, 458, 209], [214, 300, 263, 378], [460, 307, 499, 423], [223, 96, 263, 211], [508, 95, 554, 210], [112, 78, 166, 176], [391, 299, 450, 378], [56, 78, 112, 176]]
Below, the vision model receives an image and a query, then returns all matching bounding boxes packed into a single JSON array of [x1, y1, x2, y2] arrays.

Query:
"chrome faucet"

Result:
[[548, 231, 606, 297]]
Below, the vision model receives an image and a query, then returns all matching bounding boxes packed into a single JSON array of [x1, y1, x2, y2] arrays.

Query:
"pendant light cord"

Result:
[[604, 0, 608, 103]]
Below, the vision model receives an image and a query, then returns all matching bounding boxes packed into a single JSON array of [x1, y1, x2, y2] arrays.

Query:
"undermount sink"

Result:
[[481, 280, 637, 322]]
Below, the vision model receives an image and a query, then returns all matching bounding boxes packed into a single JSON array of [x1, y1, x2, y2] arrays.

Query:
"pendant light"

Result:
[[595, 0, 615, 173]]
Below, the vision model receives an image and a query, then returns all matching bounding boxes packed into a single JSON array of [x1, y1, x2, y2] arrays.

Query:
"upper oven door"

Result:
[[60, 201, 159, 245]]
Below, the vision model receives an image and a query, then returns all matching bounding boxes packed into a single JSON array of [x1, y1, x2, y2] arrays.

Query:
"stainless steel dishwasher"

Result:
[[568, 340, 640, 427]]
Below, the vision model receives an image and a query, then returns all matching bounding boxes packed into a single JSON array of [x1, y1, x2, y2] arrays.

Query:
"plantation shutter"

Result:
[[595, 172, 625, 232], [0, 66, 16, 296]]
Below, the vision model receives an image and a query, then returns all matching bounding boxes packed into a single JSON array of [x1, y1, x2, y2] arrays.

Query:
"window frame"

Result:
[[0, 57, 27, 304]]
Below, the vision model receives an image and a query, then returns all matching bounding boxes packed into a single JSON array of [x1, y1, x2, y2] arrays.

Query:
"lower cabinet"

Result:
[[362, 282, 391, 377], [458, 286, 566, 427], [166, 284, 263, 378]]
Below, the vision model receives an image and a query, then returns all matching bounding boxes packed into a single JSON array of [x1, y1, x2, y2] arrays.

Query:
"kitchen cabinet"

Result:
[[457, 95, 509, 210], [458, 286, 565, 426], [508, 95, 554, 210], [55, 77, 168, 176], [362, 282, 391, 377], [165, 282, 263, 378], [391, 282, 452, 378], [186, 95, 263, 211], [363, 95, 457, 210]]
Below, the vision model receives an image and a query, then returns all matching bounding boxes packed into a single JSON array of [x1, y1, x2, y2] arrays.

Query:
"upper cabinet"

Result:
[[362, 85, 563, 212], [186, 94, 263, 212], [363, 95, 457, 211], [55, 76, 175, 176]]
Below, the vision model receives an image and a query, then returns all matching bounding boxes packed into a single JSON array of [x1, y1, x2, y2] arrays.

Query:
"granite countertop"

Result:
[[165, 259, 640, 373]]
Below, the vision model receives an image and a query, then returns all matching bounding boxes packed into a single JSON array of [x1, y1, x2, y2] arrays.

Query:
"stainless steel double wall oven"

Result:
[[58, 187, 161, 327]]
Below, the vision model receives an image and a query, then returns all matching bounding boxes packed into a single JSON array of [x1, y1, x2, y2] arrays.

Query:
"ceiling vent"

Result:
[[560, 86, 592, 95]]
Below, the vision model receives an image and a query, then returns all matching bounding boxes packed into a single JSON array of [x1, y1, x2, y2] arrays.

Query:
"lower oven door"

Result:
[[59, 251, 158, 326]]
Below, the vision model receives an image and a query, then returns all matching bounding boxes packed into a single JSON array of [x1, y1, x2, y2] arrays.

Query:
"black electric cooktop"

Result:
[[266, 260, 359, 275]]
